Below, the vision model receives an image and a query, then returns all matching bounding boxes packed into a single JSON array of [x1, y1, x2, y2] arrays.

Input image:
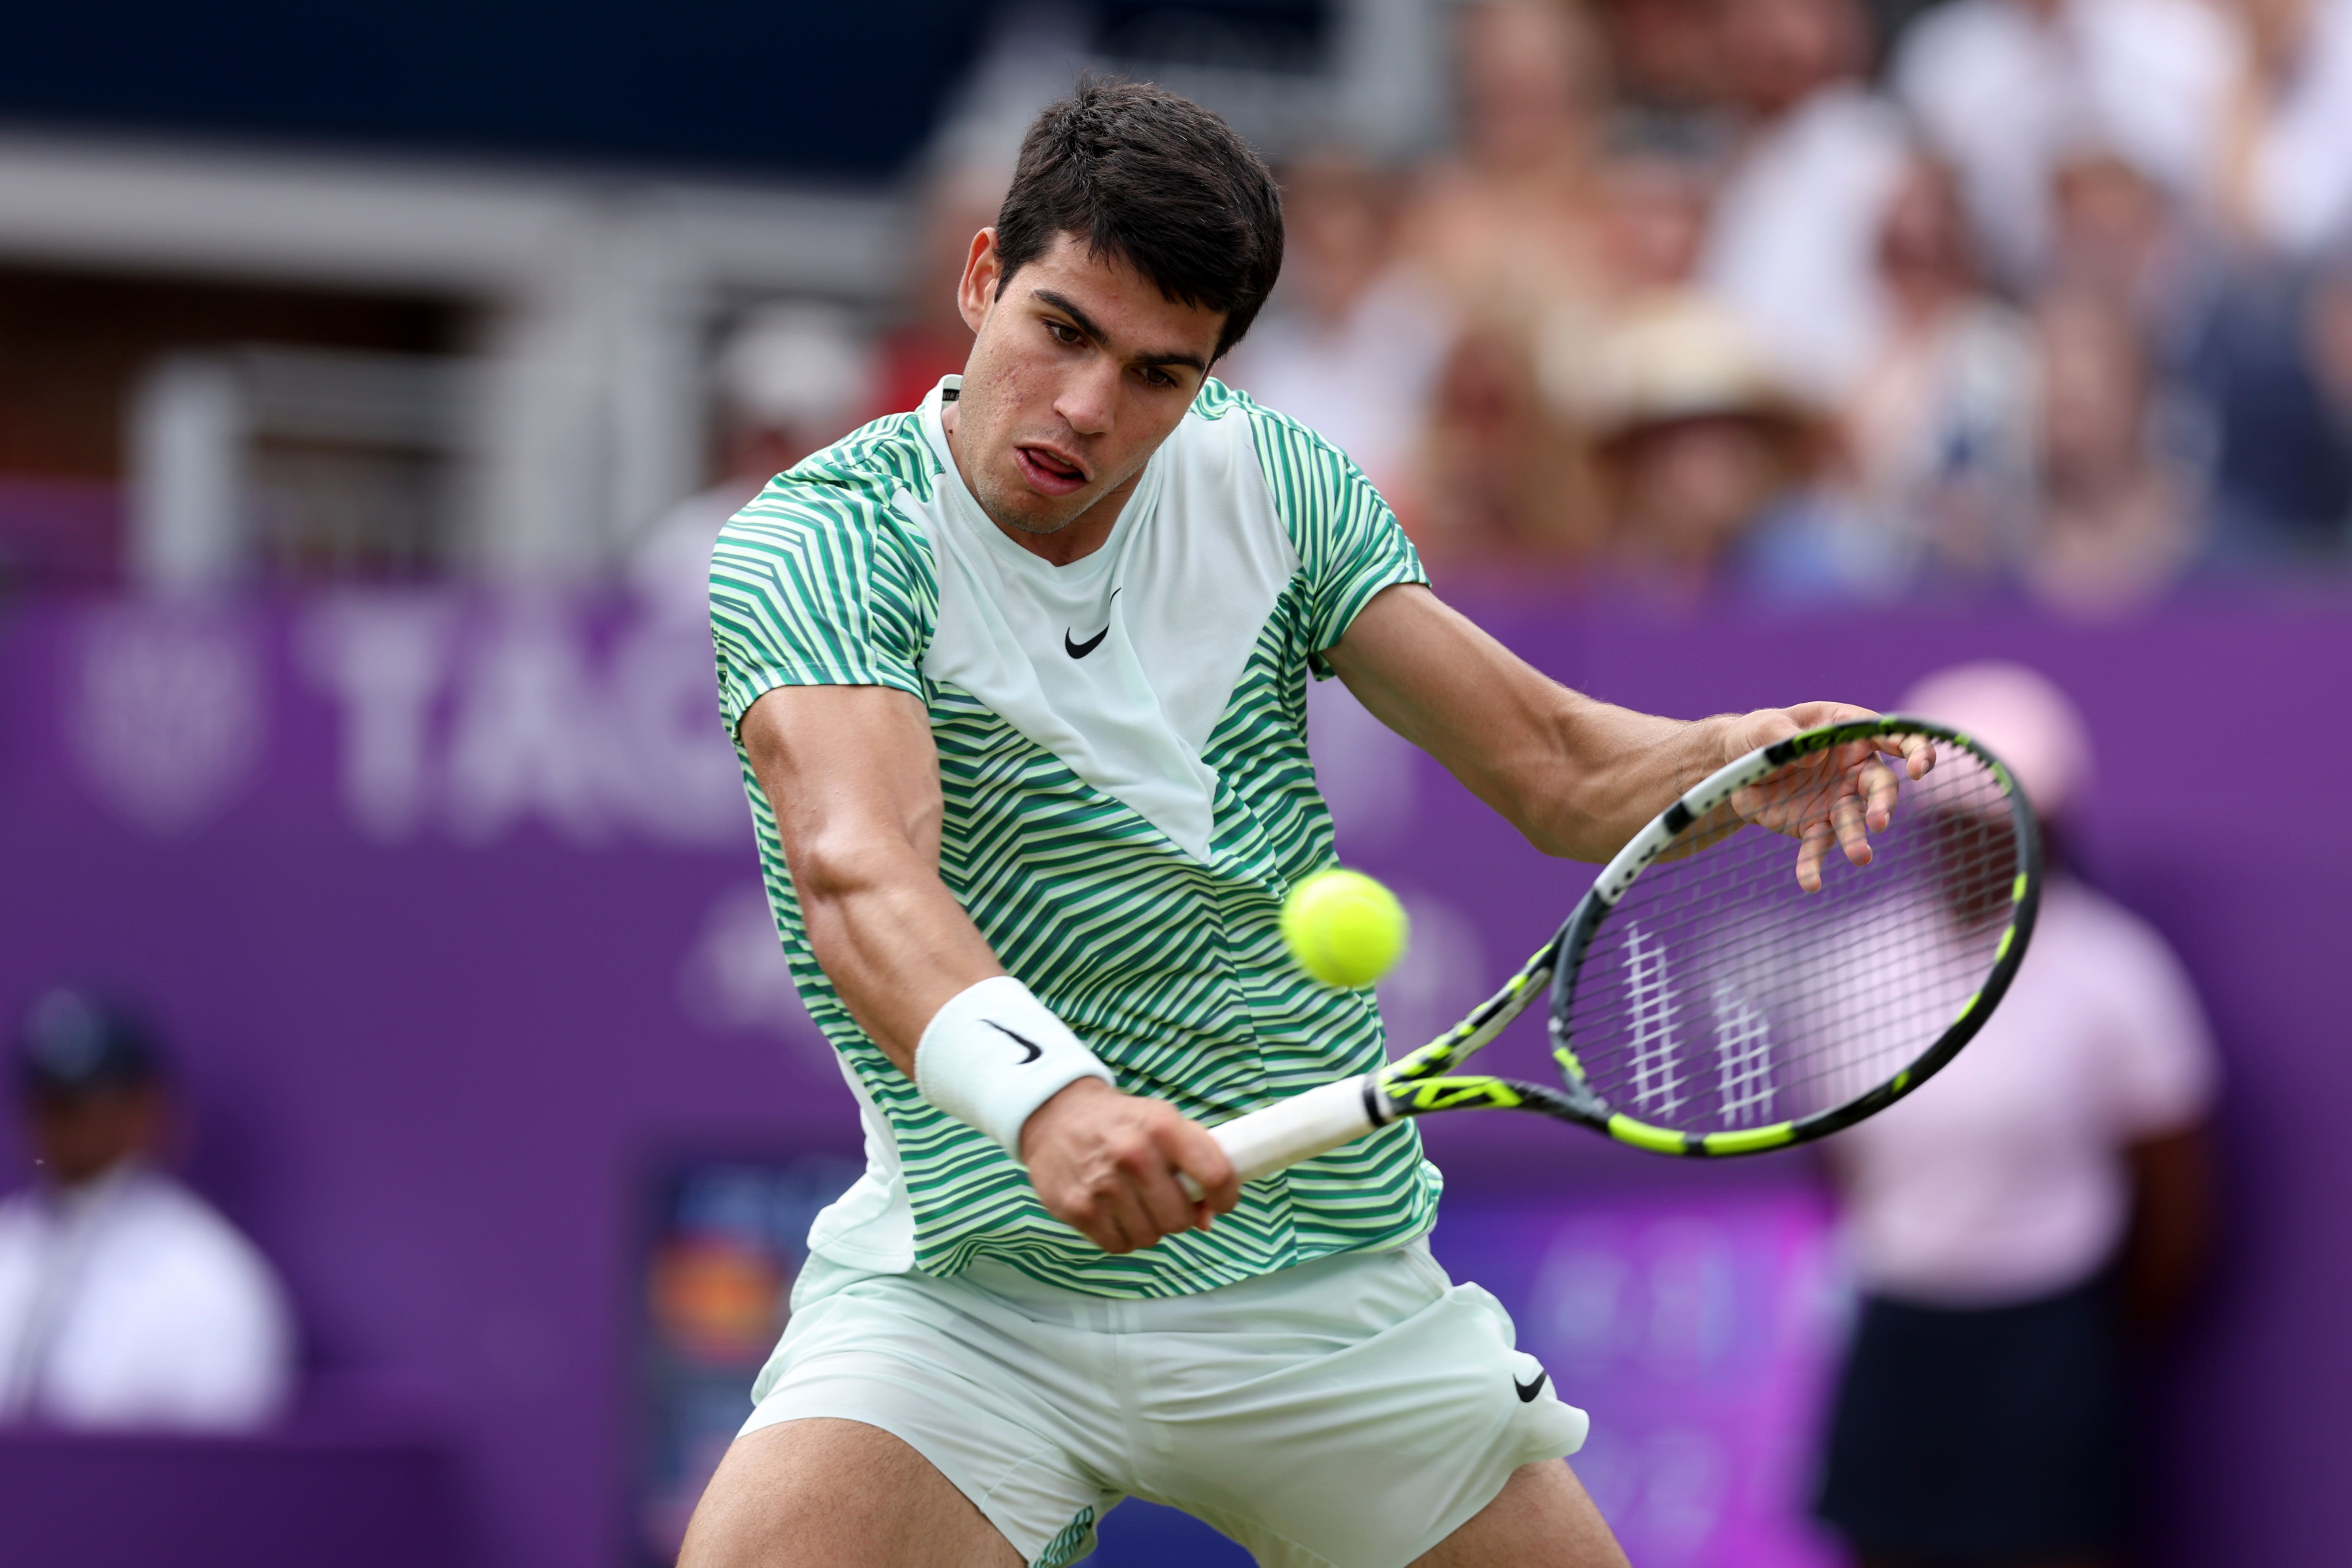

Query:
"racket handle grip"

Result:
[[1179, 1076, 1389, 1199]]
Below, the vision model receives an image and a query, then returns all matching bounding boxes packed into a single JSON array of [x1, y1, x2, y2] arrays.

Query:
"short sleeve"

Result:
[[2092, 903, 2221, 1138], [1243, 401, 1428, 677], [710, 472, 931, 735]]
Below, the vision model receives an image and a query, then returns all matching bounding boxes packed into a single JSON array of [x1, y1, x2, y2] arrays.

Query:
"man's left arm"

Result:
[[1324, 584, 1881, 863]]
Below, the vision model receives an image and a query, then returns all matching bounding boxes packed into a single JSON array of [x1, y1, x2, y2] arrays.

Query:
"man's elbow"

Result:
[[1492, 762, 1602, 861], [788, 827, 918, 910]]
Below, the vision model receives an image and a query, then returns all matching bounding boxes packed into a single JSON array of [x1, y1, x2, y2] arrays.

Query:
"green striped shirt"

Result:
[[711, 376, 1439, 1298]]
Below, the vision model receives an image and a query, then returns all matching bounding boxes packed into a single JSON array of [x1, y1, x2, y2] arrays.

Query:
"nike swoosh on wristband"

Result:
[[1064, 588, 1121, 659], [984, 1020, 1044, 1064], [1514, 1371, 1549, 1403]]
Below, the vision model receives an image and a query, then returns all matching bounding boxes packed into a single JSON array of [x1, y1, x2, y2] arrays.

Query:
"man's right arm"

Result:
[[736, 684, 1238, 1251], [739, 683, 998, 1064]]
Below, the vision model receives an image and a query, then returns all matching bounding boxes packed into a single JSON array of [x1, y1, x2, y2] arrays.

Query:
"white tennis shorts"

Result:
[[740, 1240, 1589, 1568]]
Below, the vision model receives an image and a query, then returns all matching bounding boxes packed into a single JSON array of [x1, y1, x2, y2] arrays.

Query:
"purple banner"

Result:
[[1435, 1191, 1843, 1568], [0, 589, 2342, 1566], [0, 1426, 469, 1567]]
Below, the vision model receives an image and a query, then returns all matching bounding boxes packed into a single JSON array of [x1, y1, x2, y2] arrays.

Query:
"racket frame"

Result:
[[1367, 715, 2043, 1158]]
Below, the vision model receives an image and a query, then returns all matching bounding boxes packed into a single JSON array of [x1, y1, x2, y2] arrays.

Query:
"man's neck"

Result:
[[41, 1156, 144, 1212]]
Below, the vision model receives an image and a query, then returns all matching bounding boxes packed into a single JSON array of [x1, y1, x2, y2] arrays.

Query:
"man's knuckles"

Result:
[[1110, 1138, 1167, 1176]]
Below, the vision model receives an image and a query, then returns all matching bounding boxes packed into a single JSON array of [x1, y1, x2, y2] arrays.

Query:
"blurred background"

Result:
[[0, 0, 2343, 1564]]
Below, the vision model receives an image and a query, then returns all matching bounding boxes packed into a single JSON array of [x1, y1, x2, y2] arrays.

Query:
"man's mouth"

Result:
[[1014, 444, 1089, 497]]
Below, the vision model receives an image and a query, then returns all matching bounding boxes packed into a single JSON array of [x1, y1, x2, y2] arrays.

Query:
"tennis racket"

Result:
[[1187, 716, 2041, 1189]]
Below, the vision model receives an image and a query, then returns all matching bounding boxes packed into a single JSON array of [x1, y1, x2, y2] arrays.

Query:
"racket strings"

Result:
[[1557, 737, 2020, 1137], [1663, 836, 2008, 1107]]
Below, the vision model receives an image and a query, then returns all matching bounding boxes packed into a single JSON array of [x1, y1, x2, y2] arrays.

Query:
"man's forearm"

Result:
[[1328, 587, 1744, 862], [740, 684, 1004, 1075], [789, 838, 1004, 1075], [1512, 697, 1743, 860]]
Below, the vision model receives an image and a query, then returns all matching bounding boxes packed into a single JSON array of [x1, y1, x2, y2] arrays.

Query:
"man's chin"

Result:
[[997, 512, 1075, 537], [975, 484, 1082, 537]]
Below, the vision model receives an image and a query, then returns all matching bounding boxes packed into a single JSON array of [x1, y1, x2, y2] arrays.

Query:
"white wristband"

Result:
[[913, 976, 1115, 1160]]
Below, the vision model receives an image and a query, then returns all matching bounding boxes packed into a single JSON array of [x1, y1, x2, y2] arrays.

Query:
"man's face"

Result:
[[23, 1084, 164, 1187], [948, 230, 1226, 550], [1719, 0, 1857, 116], [1623, 415, 1789, 563]]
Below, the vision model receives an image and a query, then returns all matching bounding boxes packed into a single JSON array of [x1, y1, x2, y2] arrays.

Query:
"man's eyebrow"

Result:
[[1031, 289, 1209, 376]]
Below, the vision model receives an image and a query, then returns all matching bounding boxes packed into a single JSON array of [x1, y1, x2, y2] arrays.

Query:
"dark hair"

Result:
[[995, 79, 1284, 363]]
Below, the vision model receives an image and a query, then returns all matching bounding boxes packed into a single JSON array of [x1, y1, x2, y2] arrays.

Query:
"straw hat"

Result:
[[1564, 293, 1823, 445]]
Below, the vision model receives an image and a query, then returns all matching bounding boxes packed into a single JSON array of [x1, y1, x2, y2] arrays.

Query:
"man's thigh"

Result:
[[679, 1417, 1022, 1568], [1409, 1459, 1630, 1568]]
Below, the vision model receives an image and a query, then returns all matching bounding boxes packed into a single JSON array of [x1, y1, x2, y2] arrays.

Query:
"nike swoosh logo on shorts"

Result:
[[1064, 589, 1120, 659], [1514, 1370, 1548, 1403], [985, 1020, 1044, 1064]]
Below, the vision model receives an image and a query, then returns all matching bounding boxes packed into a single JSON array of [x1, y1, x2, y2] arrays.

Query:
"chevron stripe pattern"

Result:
[[710, 380, 1439, 1299]]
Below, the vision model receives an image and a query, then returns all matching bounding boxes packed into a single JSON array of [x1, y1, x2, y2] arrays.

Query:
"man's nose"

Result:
[[1055, 358, 1120, 437]]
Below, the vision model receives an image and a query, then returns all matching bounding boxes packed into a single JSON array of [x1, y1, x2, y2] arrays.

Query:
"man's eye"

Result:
[[1144, 368, 1176, 389], [1045, 320, 1081, 344]]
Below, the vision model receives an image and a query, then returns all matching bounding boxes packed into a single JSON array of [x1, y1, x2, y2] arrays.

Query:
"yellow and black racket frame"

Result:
[[1361, 717, 2042, 1158]]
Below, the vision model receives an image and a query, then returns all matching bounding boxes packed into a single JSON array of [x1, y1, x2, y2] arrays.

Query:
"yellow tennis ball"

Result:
[[1282, 869, 1409, 990]]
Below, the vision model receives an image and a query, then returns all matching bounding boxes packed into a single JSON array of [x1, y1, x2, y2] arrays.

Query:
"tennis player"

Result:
[[685, 81, 1897, 1568]]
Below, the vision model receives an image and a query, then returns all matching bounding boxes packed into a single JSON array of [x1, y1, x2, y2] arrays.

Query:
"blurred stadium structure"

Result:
[[0, 0, 2340, 603], [0, 0, 1448, 590]]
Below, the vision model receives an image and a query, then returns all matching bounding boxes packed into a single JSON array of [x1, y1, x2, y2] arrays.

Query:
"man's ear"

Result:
[[957, 228, 1002, 336]]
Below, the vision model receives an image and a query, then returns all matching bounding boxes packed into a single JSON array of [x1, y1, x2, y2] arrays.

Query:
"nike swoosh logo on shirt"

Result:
[[985, 1020, 1044, 1064], [1514, 1371, 1549, 1403], [1064, 589, 1121, 659]]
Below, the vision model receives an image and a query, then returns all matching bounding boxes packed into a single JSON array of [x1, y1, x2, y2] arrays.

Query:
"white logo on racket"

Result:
[[1710, 983, 1776, 1126], [1621, 923, 1688, 1119]]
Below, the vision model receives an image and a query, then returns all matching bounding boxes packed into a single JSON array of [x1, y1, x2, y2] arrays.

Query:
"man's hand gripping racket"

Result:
[[1184, 716, 2040, 1192]]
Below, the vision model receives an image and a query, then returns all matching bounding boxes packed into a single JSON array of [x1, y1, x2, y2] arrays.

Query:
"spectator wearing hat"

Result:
[[1565, 292, 1865, 594], [0, 990, 294, 1431], [1814, 665, 2219, 1568]]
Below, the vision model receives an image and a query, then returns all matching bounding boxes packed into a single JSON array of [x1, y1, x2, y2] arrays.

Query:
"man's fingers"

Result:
[[1091, 1189, 1152, 1256], [1130, 1148, 1205, 1240], [1734, 717, 1936, 883], [1859, 756, 1901, 832], [1029, 1094, 1242, 1253], [1796, 820, 1834, 892], [1164, 1119, 1239, 1222], [1832, 787, 1873, 867]]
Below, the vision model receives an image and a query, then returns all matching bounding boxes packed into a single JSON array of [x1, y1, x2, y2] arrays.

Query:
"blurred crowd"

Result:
[[696, 0, 2352, 609]]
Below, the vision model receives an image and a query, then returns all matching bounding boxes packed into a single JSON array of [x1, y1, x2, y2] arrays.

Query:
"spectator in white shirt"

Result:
[[0, 990, 294, 1432], [1815, 664, 2219, 1568], [1697, 0, 1912, 402], [1221, 151, 1457, 526], [2217, 0, 2352, 260], [1893, 0, 2240, 287], [629, 304, 880, 624], [1843, 154, 2041, 594]]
